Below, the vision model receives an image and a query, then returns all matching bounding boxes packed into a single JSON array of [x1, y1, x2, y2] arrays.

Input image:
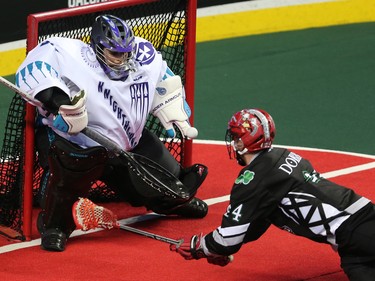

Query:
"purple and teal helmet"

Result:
[[91, 14, 136, 80]]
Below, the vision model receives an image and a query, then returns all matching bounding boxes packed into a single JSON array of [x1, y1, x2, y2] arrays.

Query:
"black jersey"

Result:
[[204, 147, 371, 256]]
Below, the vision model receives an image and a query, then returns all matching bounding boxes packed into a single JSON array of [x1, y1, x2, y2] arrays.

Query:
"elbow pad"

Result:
[[35, 87, 71, 115]]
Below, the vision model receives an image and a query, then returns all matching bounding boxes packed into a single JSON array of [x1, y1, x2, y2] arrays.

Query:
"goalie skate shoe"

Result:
[[40, 229, 67, 252]]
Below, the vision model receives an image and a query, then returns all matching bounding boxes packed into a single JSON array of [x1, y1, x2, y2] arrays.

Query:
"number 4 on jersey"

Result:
[[224, 204, 243, 222]]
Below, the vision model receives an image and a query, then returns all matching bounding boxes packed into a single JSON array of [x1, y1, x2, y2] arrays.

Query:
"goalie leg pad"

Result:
[[39, 137, 108, 245], [179, 164, 208, 197], [100, 156, 146, 206], [131, 129, 181, 177], [101, 154, 189, 206], [126, 128, 190, 200], [144, 164, 208, 218], [148, 197, 208, 219]]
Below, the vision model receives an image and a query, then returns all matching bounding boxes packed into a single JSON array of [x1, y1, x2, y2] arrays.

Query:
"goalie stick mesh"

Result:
[[72, 197, 183, 245], [0, 0, 197, 240], [73, 198, 119, 231]]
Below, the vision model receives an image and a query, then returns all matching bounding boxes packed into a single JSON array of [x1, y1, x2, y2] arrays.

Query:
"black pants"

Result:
[[131, 128, 181, 177], [100, 128, 182, 206], [36, 126, 182, 206], [336, 203, 375, 281]]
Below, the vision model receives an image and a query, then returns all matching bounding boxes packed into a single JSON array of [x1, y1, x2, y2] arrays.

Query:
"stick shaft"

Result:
[[0, 76, 43, 107], [81, 127, 124, 155], [119, 223, 182, 245]]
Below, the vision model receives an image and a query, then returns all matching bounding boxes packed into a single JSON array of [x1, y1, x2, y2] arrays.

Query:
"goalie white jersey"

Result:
[[15, 36, 167, 151]]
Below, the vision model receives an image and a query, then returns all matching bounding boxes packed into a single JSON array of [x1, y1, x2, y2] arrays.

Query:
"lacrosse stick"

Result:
[[0, 76, 196, 202], [0, 76, 43, 107], [81, 126, 191, 201], [72, 197, 183, 246]]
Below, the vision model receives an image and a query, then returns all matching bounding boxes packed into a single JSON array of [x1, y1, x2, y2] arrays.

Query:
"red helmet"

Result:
[[226, 109, 276, 159]]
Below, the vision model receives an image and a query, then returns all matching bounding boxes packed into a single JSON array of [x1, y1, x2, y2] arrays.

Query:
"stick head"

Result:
[[72, 198, 119, 231]]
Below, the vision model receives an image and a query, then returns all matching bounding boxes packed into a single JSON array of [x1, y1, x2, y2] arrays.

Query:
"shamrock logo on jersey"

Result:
[[235, 170, 255, 185], [302, 170, 322, 183]]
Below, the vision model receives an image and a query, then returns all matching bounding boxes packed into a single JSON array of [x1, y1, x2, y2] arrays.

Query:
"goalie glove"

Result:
[[170, 233, 233, 267], [53, 90, 88, 134], [151, 75, 198, 139]]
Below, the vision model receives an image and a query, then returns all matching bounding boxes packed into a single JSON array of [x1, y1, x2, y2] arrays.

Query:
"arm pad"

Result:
[[35, 87, 72, 115], [151, 76, 198, 139]]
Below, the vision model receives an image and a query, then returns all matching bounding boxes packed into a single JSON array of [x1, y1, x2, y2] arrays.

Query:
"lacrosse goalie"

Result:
[[15, 14, 208, 252]]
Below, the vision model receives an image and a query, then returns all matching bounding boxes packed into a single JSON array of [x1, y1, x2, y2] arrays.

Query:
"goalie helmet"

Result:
[[225, 108, 276, 165], [91, 14, 136, 80]]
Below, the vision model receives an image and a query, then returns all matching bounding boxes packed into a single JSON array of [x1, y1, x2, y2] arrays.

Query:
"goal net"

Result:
[[0, 0, 197, 241]]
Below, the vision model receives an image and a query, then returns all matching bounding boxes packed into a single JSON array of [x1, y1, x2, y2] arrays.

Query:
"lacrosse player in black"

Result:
[[171, 108, 375, 281]]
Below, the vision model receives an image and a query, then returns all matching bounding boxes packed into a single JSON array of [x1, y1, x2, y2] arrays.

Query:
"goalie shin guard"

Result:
[[148, 197, 208, 219], [38, 138, 107, 251], [144, 164, 209, 218]]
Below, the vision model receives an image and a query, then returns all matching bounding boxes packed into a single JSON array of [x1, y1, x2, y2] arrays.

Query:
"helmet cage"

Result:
[[91, 15, 136, 80], [95, 44, 135, 78]]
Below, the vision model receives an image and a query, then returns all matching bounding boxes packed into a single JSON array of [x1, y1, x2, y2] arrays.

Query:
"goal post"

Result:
[[0, 0, 197, 241]]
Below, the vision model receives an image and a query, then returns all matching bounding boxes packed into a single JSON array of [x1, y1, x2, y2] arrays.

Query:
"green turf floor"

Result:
[[1, 22, 375, 155], [194, 22, 375, 155]]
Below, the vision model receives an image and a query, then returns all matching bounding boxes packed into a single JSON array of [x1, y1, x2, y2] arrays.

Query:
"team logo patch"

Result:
[[156, 86, 167, 95], [235, 170, 255, 185], [81, 46, 100, 69], [302, 170, 322, 183], [135, 42, 155, 65]]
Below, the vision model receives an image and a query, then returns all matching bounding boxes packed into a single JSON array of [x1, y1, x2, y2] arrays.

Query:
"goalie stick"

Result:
[[0, 76, 44, 108], [0, 76, 193, 201], [72, 197, 183, 245]]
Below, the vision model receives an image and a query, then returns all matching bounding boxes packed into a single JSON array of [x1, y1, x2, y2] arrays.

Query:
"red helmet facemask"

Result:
[[225, 109, 276, 165]]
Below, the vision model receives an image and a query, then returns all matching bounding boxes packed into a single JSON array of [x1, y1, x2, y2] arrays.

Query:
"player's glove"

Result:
[[170, 233, 233, 267], [151, 75, 198, 139], [53, 90, 88, 134]]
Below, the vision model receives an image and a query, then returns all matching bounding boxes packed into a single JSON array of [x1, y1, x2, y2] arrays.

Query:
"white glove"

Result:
[[53, 90, 88, 134], [151, 76, 198, 139]]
